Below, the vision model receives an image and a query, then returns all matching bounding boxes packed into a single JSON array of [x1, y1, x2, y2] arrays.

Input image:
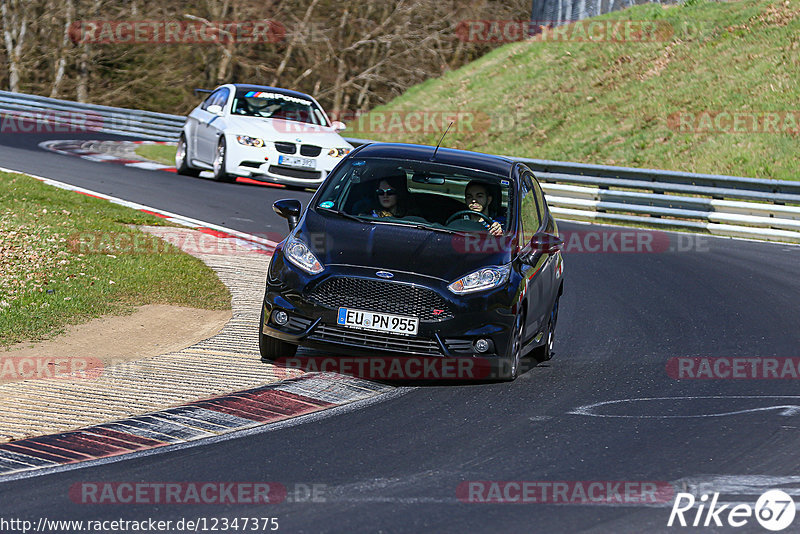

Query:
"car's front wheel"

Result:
[[175, 135, 200, 177], [213, 137, 235, 182], [258, 305, 298, 361]]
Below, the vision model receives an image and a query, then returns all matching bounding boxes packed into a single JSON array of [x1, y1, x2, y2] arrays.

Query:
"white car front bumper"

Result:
[[226, 138, 346, 188]]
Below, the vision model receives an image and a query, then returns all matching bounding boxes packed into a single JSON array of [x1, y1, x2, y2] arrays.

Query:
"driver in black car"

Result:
[[464, 180, 504, 237]]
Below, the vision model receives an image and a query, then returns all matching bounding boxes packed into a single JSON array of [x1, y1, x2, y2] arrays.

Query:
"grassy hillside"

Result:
[[350, 0, 800, 180]]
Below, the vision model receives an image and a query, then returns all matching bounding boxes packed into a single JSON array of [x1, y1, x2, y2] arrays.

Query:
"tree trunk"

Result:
[[50, 0, 75, 97], [76, 43, 89, 102], [1, 0, 28, 92]]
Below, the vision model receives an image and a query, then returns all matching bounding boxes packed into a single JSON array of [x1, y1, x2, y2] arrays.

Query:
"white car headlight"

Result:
[[448, 265, 511, 294], [327, 147, 351, 158], [285, 236, 324, 274], [236, 135, 265, 147]]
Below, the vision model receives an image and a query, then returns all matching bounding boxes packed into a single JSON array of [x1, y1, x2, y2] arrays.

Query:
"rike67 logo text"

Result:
[[668, 490, 796, 531]]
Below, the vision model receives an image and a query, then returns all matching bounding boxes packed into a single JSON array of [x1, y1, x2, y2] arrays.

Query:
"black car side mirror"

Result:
[[273, 199, 302, 230], [530, 232, 563, 255]]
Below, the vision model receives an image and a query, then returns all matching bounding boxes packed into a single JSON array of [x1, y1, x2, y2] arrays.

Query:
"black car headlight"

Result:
[[285, 236, 324, 274], [448, 265, 511, 295]]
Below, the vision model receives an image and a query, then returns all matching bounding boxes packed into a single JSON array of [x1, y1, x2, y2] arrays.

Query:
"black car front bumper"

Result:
[[262, 253, 519, 360]]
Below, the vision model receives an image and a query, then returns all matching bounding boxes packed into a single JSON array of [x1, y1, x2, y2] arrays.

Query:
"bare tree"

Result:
[[1, 0, 28, 92], [49, 0, 75, 97], [0, 0, 530, 113]]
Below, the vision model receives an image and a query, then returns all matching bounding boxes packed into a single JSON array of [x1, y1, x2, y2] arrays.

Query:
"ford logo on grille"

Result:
[[376, 271, 394, 279]]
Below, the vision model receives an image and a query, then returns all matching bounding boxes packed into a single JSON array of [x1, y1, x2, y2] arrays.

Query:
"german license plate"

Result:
[[337, 307, 418, 336], [278, 155, 315, 169]]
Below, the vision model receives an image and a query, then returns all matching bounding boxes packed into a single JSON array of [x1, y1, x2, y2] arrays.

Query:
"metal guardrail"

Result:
[[1, 91, 798, 243], [0, 90, 184, 141], [347, 140, 800, 244]]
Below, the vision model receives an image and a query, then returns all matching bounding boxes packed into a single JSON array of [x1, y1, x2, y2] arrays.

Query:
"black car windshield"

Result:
[[231, 89, 329, 126], [314, 157, 512, 233]]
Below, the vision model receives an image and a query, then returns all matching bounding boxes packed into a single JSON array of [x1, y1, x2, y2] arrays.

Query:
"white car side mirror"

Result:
[[207, 104, 223, 115], [331, 121, 346, 131]]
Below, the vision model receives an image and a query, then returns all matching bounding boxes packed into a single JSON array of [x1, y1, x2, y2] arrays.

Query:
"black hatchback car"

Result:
[[260, 142, 564, 380]]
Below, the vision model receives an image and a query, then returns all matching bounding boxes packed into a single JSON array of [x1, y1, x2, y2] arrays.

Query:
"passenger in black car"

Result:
[[370, 174, 410, 218]]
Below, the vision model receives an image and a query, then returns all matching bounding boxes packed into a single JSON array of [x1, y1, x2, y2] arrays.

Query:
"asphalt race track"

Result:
[[2, 132, 800, 533], [0, 131, 305, 236]]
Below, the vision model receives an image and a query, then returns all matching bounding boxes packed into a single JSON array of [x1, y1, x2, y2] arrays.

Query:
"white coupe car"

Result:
[[176, 83, 353, 188]]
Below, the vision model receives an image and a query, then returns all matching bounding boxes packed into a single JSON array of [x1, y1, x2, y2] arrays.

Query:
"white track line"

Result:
[[0, 165, 280, 248]]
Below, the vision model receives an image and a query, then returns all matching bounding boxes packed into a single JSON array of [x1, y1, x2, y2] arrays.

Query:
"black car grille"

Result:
[[268, 165, 322, 180], [308, 278, 454, 322], [274, 142, 296, 154], [300, 144, 322, 157], [309, 324, 442, 356]]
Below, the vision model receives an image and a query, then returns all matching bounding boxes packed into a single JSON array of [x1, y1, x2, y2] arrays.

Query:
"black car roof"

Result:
[[231, 84, 314, 101], [352, 143, 515, 178]]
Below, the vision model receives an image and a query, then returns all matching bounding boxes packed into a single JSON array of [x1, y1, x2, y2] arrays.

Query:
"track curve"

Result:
[[2, 131, 800, 533]]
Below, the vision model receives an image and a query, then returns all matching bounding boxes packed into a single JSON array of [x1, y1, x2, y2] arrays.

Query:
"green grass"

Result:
[[135, 144, 176, 166], [349, 0, 800, 180], [0, 172, 231, 346]]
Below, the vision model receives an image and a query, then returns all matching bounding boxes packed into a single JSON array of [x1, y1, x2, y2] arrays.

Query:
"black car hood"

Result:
[[297, 209, 513, 282]]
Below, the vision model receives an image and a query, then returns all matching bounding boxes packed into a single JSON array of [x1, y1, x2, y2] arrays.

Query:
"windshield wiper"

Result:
[[316, 206, 373, 224], [369, 219, 462, 235], [407, 223, 461, 235], [317, 208, 465, 234]]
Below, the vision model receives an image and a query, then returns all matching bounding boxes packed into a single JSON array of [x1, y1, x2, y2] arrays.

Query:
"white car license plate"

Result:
[[337, 307, 419, 336], [278, 155, 315, 169]]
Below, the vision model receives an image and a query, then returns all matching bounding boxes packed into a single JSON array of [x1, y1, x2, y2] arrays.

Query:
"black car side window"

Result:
[[521, 171, 533, 195], [531, 175, 547, 231], [520, 171, 542, 243]]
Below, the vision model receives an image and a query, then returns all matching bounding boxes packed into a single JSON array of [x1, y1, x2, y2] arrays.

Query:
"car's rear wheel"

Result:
[[258, 305, 298, 361], [175, 135, 200, 177], [504, 311, 525, 381], [533, 296, 559, 363], [213, 138, 235, 183]]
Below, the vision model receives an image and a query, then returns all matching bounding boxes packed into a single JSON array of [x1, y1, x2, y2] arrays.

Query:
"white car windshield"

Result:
[[231, 89, 329, 126]]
